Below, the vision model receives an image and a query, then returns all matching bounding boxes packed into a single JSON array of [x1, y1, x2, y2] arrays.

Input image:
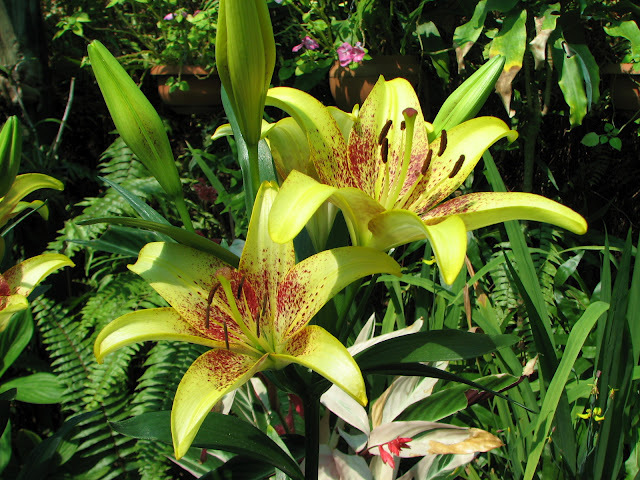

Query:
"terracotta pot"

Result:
[[150, 65, 221, 114], [328, 55, 421, 111], [602, 63, 640, 111]]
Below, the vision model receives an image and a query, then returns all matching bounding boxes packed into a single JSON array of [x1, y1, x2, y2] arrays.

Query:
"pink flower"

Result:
[[337, 41, 366, 67], [292, 36, 319, 53], [163, 13, 175, 20], [377, 437, 412, 468]]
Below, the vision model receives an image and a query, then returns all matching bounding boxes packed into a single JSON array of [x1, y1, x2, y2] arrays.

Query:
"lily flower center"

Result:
[[204, 269, 274, 355], [377, 108, 418, 210]]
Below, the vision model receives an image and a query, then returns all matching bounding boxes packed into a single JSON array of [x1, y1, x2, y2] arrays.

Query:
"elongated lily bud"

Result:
[[0, 116, 21, 198], [87, 41, 182, 200], [430, 56, 505, 141], [216, 0, 275, 146]]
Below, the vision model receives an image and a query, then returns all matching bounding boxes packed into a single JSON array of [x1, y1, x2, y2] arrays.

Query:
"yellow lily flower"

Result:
[[0, 254, 74, 331], [94, 182, 401, 459], [266, 77, 587, 284]]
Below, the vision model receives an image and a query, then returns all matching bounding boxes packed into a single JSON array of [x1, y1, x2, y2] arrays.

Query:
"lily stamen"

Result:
[[438, 129, 447, 156], [380, 138, 389, 163], [385, 107, 417, 207], [205, 282, 221, 329], [236, 275, 245, 299], [449, 154, 465, 178], [378, 119, 392, 145], [421, 149, 433, 176]]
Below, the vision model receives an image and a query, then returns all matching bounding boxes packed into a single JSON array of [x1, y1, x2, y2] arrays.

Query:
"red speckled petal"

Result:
[[128, 242, 245, 340], [275, 247, 401, 339], [272, 325, 366, 405], [421, 191, 588, 234], [171, 348, 269, 459], [402, 117, 516, 214], [2, 253, 74, 297], [240, 182, 295, 335], [266, 87, 354, 188], [94, 307, 221, 363]]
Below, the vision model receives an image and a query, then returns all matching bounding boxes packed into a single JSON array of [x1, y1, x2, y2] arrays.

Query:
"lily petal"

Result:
[[276, 246, 401, 338], [0, 294, 29, 331], [94, 308, 221, 363], [421, 191, 588, 234], [0, 174, 63, 227], [273, 325, 367, 405], [403, 117, 517, 214], [240, 182, 295, 326], [265, 117, 316, 180], [368, 211, 467, 285], [129, 242, 240, 338], [266, 88, 353, 188], [172, 349, 270, 459], [269, 170, 338, 244], [3, 253, 74, 297]]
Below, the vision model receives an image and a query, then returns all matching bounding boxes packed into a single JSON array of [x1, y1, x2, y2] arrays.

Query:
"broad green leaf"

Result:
[[400, 374, 520, 422], [16, 411, 98, 480], [78, 216, 240, 267], [111, 411, 304, 480], [355, 330, 518, 369], [0, 309, 34, 379], [0, 373, 65, 404], [488, 8, 527, 113]]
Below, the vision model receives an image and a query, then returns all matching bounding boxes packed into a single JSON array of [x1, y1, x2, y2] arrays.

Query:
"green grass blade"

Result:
[[524, 301, 609, 480]]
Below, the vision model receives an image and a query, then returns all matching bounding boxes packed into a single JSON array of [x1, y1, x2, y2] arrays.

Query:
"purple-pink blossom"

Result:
[[337, 41, 366, 67], [163, 12, 175, 20], [292, 36, 319, 53]]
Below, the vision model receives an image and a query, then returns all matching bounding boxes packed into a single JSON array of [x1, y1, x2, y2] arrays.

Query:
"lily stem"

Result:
[[303, 394, 320, 480], [175, 195, 195, 232], [243, 141, 261, 214]]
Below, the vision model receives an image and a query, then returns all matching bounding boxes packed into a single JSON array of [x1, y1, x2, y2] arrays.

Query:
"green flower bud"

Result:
[[87, 41, 182, 200], [430, 55, 506, 141], [216, 0, 275, 146], [0, 116, 22, 198]]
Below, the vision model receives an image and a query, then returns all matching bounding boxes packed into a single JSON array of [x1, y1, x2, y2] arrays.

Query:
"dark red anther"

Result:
[[449, 154, 465, 178], [378, 119, 393, 145], [438, 129, 447, 156], [421, 149, 433, 175]]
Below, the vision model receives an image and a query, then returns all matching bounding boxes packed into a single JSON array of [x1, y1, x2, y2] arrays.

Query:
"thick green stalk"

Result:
[[303, 394, 320, 480], [175, 195, 194, 232], [243, 141, 261, 213], [522, 50, 541, 193]]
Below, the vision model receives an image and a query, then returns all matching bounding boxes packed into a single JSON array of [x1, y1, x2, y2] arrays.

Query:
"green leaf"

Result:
[[400, 374, 520, 422], [16, 411, 98, 480], [111, 411, 304, 480], [354, 330, 518, 369], [523, 301, 609, 480], [98, 176, 172, 227], [72, 225, 162, 257], [581, 132, 599, 147], [78, 216, 240, 267], [0, 373, 65, 404], [609, 137, 622, 151], [0, 309, 34, 379]]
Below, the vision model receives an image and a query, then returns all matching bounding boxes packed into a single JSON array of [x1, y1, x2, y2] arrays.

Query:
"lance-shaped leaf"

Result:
[[94, 181, 401, 458], [267, 77, 587, 284], [87, 41, 184, 203], [0, 254, 74, 331], [0, 116, 21, 198]]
